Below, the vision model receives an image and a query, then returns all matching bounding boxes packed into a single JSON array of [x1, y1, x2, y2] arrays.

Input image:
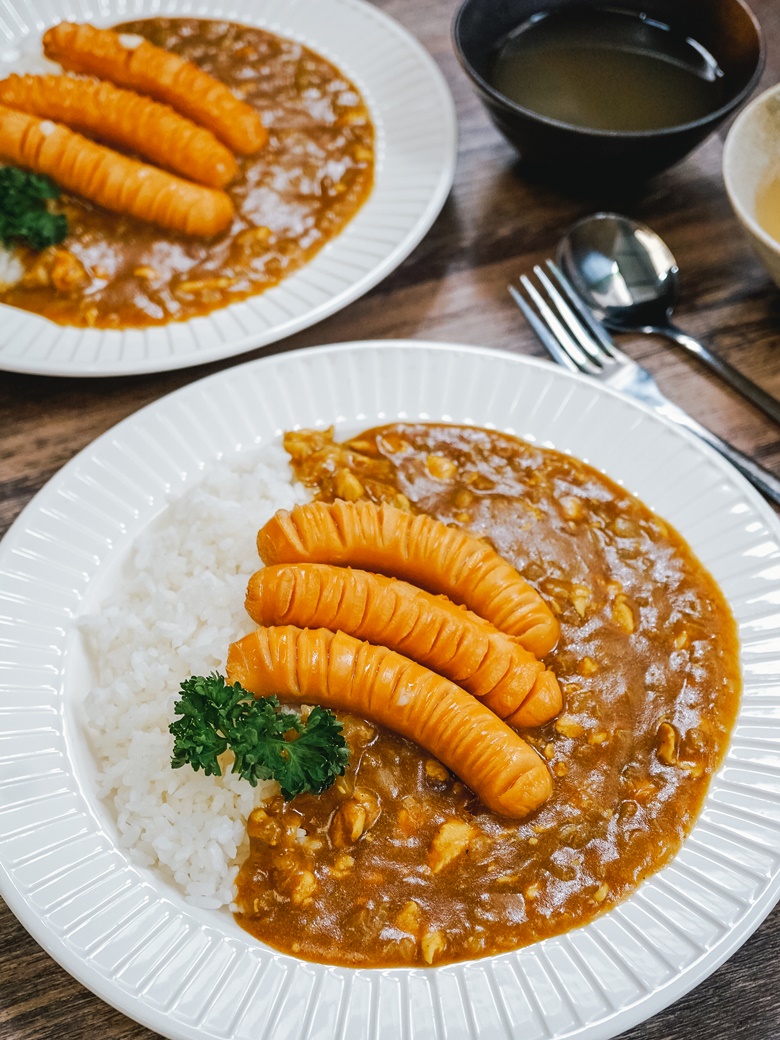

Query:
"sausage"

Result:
[[0, 104, 234, 236], [245, 563, 562, 727], [0, 74, 237, 188], [256, 500, 560, 657], [226, 625, 553, 819], [43, 21, 267, 154]]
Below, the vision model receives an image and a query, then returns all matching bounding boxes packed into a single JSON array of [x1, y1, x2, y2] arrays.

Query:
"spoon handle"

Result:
[[664, 325, 780, 426]]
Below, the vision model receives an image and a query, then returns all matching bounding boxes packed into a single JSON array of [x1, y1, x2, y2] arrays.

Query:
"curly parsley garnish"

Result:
[[169, 674, 349, 800], [0, 168, 68, 251]]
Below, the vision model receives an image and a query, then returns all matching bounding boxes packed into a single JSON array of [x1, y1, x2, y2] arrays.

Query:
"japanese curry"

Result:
[[233, 423, 740, 968]]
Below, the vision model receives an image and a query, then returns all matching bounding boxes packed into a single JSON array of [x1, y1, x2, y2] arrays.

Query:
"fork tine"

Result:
[[533, 264, 605, 365], [507, 284, 580, 374], [517, 275, 602, 375], [544, 260, 620, 361]]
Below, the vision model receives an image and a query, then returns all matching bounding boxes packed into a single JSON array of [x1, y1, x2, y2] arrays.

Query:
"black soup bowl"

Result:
[[452, 0, 765, 182]]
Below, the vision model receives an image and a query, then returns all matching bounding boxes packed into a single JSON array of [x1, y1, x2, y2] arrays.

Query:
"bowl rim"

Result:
[[451, 0, 766, 140], [723, 80, 780, 256]]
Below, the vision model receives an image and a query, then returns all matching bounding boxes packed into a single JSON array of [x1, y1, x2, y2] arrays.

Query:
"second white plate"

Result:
[[0, 0, 457, 377]]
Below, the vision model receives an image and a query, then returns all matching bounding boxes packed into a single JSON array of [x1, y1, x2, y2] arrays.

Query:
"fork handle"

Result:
[[657, 401, 780, 507]]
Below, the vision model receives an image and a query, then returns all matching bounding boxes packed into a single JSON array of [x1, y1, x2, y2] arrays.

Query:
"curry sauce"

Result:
[[234, 424, 741, 967], [0, 18, 374, 328]]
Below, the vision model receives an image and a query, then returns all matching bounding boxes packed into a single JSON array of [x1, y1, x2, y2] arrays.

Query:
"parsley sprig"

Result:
[[0, 167, 68, 251], [169, 674, 349, 800]]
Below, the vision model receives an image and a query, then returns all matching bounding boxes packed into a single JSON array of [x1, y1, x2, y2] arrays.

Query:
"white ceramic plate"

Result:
[[2, 341, 780, 1040], [0, 1, 457, 378]]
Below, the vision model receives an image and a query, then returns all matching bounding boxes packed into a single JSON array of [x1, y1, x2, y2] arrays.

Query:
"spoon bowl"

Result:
[[557, 212, 780, 425], [558, 213, 679, 328]]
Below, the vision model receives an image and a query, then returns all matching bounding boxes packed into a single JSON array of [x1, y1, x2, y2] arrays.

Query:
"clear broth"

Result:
[[489, 8, 726, 132]]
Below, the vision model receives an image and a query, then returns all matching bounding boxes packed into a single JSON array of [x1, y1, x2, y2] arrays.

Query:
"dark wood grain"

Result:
[[2, 1, 780, 1037]]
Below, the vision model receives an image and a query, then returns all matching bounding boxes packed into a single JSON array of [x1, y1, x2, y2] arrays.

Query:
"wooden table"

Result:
[[2, 1, 780, 1037]]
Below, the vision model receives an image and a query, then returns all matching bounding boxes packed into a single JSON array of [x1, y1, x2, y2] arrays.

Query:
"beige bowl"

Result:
[[723, 81, 780, 286]]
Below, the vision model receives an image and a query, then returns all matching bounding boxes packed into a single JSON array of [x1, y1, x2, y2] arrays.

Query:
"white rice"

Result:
[[0, 246, 23, 292], [82, 445, 309, 909]]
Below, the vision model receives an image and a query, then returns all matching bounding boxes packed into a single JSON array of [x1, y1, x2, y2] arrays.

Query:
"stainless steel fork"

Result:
[[509, 261, 780, 507]]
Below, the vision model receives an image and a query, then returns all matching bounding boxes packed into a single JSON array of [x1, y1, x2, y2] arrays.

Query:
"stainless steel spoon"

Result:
[[557, 212, 780, 426]]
